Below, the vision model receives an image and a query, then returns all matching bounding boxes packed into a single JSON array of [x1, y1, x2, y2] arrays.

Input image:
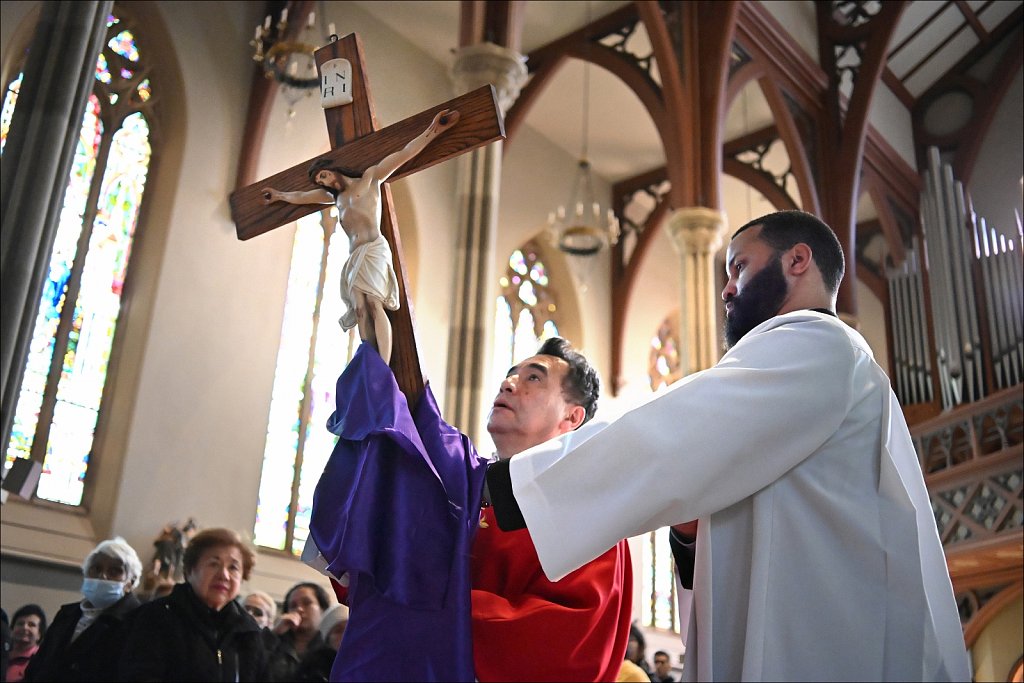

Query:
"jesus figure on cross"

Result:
[[261, 108, 460, 364]]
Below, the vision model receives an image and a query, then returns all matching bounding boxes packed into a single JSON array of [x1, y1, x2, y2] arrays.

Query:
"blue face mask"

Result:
[[81, 578, 125, 609]]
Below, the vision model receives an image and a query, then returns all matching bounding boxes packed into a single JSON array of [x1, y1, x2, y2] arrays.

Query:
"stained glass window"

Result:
[[0, 73, 22, 152], [3, 12, 154, 507], [649, 312, 682, 391], [641, 312, 684, 632], [253, 209, 359, 555], [640, 526, 681, 632], [492, 244, 562, 380], [480, 243, 565, 456]]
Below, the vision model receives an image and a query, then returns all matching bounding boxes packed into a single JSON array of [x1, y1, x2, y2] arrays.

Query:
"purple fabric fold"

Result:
[[309, 344, 488, 682]]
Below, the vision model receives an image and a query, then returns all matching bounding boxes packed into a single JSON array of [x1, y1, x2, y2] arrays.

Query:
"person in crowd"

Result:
[[24, 537, 142, 682], [317, 604, 348, 652], [624, 624, 651, 678], [293, 604, 349, 683], [5, 605, 45, 682], [1, 609, 11, 683], [652, 650, 675, 682], [486, 210, 970, 681], [242, 591, 277, 630], [118, 527, 267, 681], [618, 658, 651, 682], [265, 582, 331, 681]]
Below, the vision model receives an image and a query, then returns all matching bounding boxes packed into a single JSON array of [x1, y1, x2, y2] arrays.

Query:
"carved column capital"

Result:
[[665, 207, 728, 375], [450, 42, 528, 115], [666, 207, 728, 256]]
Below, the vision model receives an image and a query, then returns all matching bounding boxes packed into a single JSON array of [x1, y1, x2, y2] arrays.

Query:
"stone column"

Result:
[[666, 207, 728, 375], [1, 1, 113, 450], [444, 43, 527, 440]]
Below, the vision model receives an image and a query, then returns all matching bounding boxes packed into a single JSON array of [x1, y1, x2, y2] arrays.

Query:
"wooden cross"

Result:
[[230, 34, 504, 402]]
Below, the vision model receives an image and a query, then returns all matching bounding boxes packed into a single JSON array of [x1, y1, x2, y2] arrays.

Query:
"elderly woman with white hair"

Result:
[[24, 537, 142, 682]]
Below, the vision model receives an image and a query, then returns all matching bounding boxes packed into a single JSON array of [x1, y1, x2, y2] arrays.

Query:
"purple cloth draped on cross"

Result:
[[309, 344, 488, 682]]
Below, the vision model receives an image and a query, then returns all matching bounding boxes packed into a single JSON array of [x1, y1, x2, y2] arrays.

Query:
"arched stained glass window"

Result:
[[253, 209, 359, 555], [3, 12, 155, 507], [492, 243, 562, 381], [641, 312, 683, 633], [649, 312, 682, 391], [480, 242, 564, 455], [1, 73, 22, 153]]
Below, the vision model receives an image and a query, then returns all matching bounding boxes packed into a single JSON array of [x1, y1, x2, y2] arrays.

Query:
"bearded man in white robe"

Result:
[[485, 210, 970, 682]]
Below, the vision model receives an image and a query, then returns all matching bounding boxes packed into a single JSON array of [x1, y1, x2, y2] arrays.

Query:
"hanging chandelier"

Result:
[[547, 5, 618, 261], [549, 157, 620, 256], [251, 4, 335, 115]]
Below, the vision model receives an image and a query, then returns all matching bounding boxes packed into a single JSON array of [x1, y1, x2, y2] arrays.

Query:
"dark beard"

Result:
[[724, 255, 788, 348]]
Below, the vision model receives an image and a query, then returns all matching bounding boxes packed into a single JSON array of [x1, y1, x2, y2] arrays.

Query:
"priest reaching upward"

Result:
[[305, 336, 631, 681], [262, 109, 459, 364], [473, 337, 632, 682], [486, 211, 970, 682]]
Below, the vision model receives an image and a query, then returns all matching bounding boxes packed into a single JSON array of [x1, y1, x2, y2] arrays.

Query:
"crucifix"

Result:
[[230, 33, 504, 402]]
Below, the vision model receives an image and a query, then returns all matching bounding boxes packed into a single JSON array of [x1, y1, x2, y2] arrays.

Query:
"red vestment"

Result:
[[471, 507, 632, 682]]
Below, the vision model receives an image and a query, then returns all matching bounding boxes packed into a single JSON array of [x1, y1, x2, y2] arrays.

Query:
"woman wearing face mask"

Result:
[[23, 538, 141, 682]]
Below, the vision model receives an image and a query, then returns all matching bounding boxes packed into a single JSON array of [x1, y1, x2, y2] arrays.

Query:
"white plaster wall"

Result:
[[107, 0, 277, 555], [869, 83, 917, 171], [757, 0, 818, 66], [618, 225, 682, 395], [856, 279, 889, 375], [971, 594, 1023, 683], [968, 70, 1024, 232], [0, 1, 36, 76]]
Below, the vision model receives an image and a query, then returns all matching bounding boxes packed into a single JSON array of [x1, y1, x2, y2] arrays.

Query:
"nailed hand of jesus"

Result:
[[433, 108, 460, 132]]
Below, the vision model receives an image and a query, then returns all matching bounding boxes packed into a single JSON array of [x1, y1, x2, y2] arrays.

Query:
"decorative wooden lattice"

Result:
[[913, 391, 1023, 547]]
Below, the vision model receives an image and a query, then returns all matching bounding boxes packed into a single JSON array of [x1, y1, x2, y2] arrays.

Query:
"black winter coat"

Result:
[[117, 582, 267, 682], [24, 593, 140, 682], [265, 630, 338, 683]]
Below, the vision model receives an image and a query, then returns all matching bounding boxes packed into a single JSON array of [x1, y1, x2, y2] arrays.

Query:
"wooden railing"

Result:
[[910, 385, 1023, 640], [914, 385, 1022, 547]]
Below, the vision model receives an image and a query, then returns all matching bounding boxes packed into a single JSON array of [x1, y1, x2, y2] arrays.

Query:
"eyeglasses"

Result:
[[86, 561, 126, 581], [244, 605, 265, 618]]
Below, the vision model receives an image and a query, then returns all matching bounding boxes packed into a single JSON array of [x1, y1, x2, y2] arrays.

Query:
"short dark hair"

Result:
[[629, 623, 646, 648], [536, 337, 600, 425], [654, 650, 670, 661], [307, 157, 363, 185], [182, 528, 256, 581], [733, 210, 845, 293], [284, 582, 331, 612], [12, 604, 46, 638]]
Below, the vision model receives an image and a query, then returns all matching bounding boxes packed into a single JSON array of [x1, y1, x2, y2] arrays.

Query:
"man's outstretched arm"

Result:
[[489, 458, 697, 588]]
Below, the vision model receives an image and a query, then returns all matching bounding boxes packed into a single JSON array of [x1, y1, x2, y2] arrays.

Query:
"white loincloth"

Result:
[[339, 234, 400, 331]]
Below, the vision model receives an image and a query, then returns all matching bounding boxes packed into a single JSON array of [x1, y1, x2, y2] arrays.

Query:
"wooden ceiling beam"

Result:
[[888, 1, 953, 60], [881, 67, 915, 109], [955, 0, 990, 41]]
